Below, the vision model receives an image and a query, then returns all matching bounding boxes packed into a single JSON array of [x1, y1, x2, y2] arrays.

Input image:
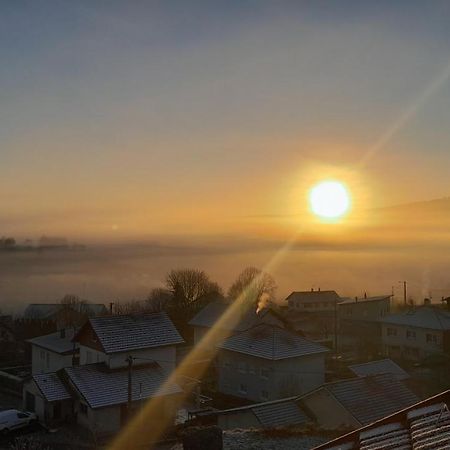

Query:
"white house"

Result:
[[381, 307, 450, 362], [189, 300, 287, 353], [217, 323, 328, 402], [23, 312, 185, 436], [286, 290, 341, 313], [28, 328, 78, 375]]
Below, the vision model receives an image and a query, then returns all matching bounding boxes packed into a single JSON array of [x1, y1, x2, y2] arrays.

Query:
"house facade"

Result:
[[217, 323, 328, 402], [381, 307, 450, 362], [28, 328, 78, 374], [338, 295, 391, 357], [286, 290, 341, 313]]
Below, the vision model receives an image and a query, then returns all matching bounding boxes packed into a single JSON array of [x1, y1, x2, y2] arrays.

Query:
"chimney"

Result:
[[311, 288, 314, 292], [318, 287, 321, 292], [364, 292, 367, 299], [60, 328, 66, 339], [424, 298, 431, 306], [355, 296, 358, 303]]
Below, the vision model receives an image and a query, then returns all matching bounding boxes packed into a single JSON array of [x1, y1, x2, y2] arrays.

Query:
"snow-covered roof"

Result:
[[349, 359, 410, 381], [312, 390, 450, 450], [65, 362, 182, 409], [381, 307, 450, 330], [28, 328, 78, 354], [218, 324, 328, 360], [77, 312, 184, 354], [32, 372, 72, 402]]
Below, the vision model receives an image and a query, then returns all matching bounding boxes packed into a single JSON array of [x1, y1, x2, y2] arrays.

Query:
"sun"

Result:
[[309, 180, 351, 219]]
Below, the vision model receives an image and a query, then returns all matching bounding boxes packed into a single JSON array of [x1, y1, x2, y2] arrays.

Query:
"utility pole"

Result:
[[399, 281, 407, 306], [126, 356, 133, 420], [334, 298, 338, 355]]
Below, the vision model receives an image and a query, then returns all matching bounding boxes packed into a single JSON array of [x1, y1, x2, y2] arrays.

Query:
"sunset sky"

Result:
[[2, 1, 450, 241]]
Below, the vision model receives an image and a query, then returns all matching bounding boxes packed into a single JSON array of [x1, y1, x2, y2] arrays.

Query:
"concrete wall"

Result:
[[338, 298, 390, 322], [301, 389, 360, 430], [218, 350, 325, 402], [22, 380, 72, 425], [78, 345, 107, 366], [31, 346, 74, 374], [79, 345, 176, 373], [273, 354, 325, 398], [381, 323, 444, 361], [23, 380, 46, 421]]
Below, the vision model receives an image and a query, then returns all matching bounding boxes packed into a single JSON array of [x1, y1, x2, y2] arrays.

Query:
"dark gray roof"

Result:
[[196, 395, 310, 429], [65, 363, 182, 409], [381, 307, 450, 330], [188, 300, 284, 332], [338, 295, 390, 305], [286, 291, 340, 304], [84, 312, 184, 354], [23, 303, 107, 319], [28, 329, 78, 354], [313, 390, 450, 450], [349, 359, 410, 381], [33, 373, 72, 402], [323, 374, 419, 425], [252, 400, 308, 428], [218, 324, 328, 360]]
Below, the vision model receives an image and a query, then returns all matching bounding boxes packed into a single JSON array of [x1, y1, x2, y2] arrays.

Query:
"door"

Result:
[[26, 392, 35, 412]]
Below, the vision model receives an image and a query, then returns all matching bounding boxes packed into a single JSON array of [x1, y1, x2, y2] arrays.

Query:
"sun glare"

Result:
[[309, 180, 351, 220]]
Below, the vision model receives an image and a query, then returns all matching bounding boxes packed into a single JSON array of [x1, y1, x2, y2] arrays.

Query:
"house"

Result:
[[286, 290, 341, 313], [189, 300, 287, 353], [313, 389, 450, 449], [381, 306, 450, 362], [28, 328, 78, 374], [63, 362, 182, 436], [23, 302, 107, 330], [348, 358, 410, 381], [283, 290, 342, 346], [23, 372, 72, 426], [191, 395, 310, 430], [217, 323, 328, 402], [73, 312, 184, 372], [338, 295, 391, 357], [298, 373, 419, 430], [23, 312, 185, 436]]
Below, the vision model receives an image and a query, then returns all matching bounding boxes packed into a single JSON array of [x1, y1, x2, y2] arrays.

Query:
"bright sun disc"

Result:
[[309, 180, 351, 219]]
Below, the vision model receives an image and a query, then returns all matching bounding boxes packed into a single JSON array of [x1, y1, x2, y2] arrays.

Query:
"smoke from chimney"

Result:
[[256, 292, 270, 314]]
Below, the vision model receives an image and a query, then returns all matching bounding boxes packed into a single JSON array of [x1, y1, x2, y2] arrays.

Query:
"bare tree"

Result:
[[227, 267, 277, 310], [145, 288, 172, 312], [165, 269, 222, 317]]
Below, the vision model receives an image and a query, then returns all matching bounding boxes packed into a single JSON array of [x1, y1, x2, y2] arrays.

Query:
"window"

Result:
[[261, 390, 269, 400], [238, 362, 246, 374], [406, 330, 416, 339], [426, 334, 438, 344], [248, 365, 256, 375], [261, 368, 270, 380], [239, 383, 247, 394], [80, 403, 88, 415], [387, 327, 397, 336]]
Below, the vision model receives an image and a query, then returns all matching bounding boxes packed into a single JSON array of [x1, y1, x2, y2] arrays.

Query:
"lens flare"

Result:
[[309, 180, 351, 219]]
